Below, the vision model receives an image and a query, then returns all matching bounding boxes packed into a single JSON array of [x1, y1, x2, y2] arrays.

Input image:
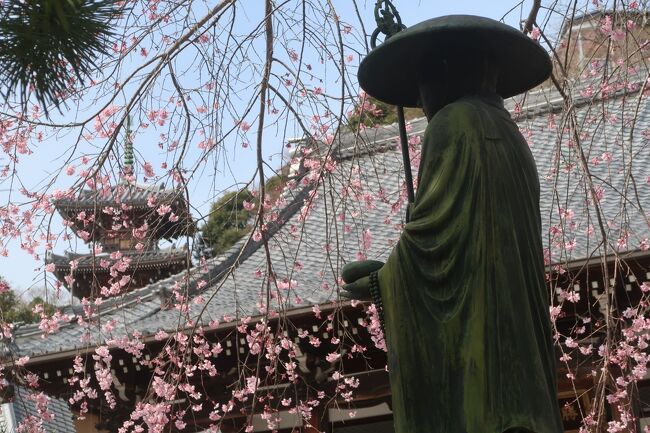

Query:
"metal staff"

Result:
[[370, 0, 415, 222]]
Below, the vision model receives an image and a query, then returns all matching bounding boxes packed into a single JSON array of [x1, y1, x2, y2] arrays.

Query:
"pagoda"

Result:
[[46, 140, 194, 300]]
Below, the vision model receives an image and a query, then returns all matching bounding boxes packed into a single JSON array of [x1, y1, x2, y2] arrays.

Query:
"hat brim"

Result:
[[358, 15, 552, 107]]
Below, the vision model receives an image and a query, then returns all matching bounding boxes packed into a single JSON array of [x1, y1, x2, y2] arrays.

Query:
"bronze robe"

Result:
[[378, 94, 562, 433]]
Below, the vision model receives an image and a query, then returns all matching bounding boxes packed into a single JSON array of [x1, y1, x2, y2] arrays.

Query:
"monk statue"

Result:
[[342, 15, 563, 433]]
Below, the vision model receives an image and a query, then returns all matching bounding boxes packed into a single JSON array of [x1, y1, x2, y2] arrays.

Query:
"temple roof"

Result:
[[557, 9, 649, 39], [10, 74, 650, 359]]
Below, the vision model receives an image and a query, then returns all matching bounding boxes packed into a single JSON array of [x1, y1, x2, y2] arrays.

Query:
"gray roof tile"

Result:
[[12, 81, 650, 358], [11, 386, 76, 433]]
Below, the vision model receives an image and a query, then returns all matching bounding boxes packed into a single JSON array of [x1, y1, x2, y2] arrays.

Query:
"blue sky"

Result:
[[0, 0, 558, 299]]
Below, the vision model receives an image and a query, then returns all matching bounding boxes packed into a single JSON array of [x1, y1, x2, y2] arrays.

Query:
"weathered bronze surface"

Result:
[[357, 15, 552, 107], [344, 15, 563, 433]]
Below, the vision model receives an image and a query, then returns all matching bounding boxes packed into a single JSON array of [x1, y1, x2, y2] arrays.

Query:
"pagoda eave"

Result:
[[47, 251, 190, 299]]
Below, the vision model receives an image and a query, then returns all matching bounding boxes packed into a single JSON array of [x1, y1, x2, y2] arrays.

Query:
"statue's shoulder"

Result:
[[427, 97, 505, 142], [430, 99, 483, 130]]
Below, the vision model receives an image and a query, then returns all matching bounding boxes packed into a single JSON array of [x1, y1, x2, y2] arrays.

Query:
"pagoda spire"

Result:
[[123, 116, 134, 175], [46, 114, 195, 299]]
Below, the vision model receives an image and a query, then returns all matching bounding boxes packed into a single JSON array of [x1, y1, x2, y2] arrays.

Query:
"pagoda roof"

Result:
[[53, 182, 195, 240], [47, 248, 188, 272], [54, 182, 187, 211]]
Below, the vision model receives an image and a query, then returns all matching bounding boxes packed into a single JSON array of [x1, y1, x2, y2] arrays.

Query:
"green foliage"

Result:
[[202, 189, 255, 256], [264, 172, 287, 193], [348, 95, 397, 131], [348, 95, 425, 131], [0, 289, 55, 324], [201, 172, 290, 256], [0, 0, 121, 113]]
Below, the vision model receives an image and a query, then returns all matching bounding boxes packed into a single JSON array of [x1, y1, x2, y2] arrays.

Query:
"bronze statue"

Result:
[[343, 15, 563, 433]]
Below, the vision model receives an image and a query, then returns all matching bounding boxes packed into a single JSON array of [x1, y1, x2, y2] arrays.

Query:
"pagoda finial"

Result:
[[124, 116, 134, 174]]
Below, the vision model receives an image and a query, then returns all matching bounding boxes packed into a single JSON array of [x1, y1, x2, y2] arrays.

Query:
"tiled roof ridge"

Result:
[[179, 180, 318, 299], [332, 72, 648, 162], [509, 80, 643, 121]]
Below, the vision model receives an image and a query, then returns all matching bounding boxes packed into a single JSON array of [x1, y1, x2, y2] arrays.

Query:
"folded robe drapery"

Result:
[[377, 94, 563, 433]]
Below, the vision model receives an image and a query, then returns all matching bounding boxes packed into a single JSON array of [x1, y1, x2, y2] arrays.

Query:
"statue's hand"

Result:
[[340, 260, 384, 300], [341, 275, 371, 300], [341, 260, 384, 284]]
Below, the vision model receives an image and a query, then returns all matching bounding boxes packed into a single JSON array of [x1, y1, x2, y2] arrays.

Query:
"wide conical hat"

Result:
[[357, 15, 552, 107]]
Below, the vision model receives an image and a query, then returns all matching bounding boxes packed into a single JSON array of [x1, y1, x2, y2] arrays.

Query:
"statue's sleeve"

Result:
[[378, 101, 486, 322]]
